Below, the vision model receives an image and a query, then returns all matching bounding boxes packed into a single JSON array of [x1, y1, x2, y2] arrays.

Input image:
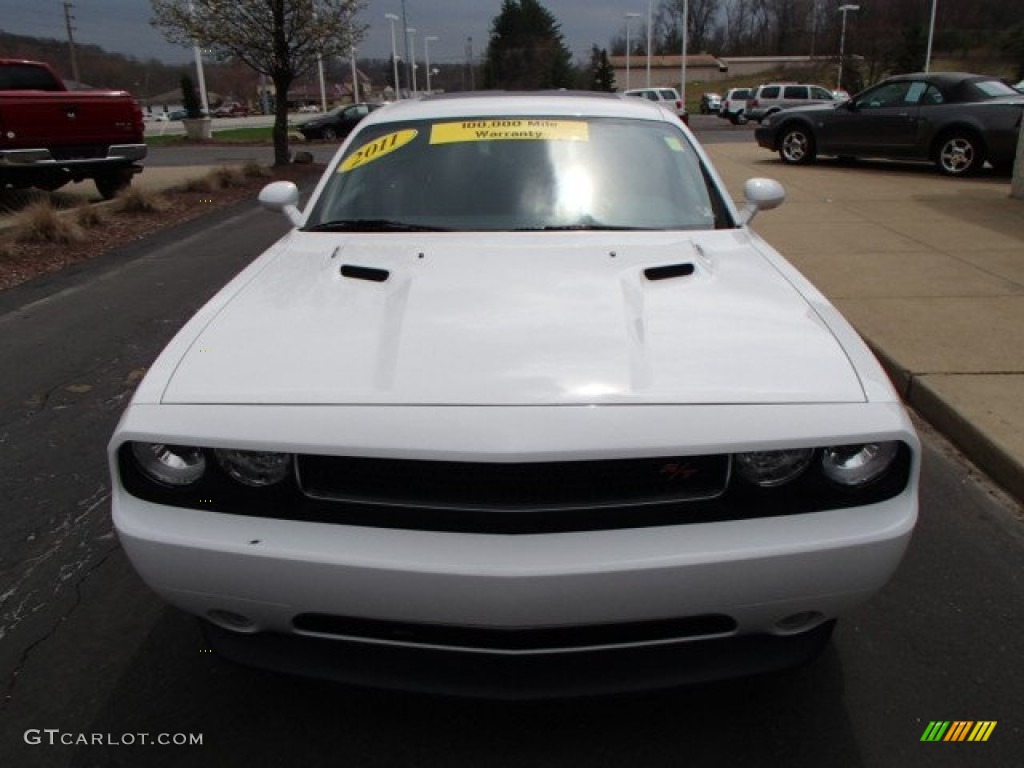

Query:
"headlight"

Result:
[[130, 442, 207, 487], [821, 442, 899, 486], [214, 449, 292, 487], [734, 448, 813, 488]]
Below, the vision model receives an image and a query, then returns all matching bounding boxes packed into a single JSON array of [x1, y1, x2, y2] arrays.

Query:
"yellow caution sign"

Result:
[[430, 119, 589, 145], [339, 129, 419, 173]]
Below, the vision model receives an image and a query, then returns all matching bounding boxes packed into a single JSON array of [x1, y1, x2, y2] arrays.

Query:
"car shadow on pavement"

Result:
[[69, 608, 865, 768]]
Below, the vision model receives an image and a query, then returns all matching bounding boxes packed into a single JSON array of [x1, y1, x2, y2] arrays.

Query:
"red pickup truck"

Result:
[[0, 59, 146, 199]]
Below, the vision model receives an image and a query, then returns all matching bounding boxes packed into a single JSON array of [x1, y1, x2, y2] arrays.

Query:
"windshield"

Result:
[[971, 79, 1021, 98], [305, 116, 728, 232]]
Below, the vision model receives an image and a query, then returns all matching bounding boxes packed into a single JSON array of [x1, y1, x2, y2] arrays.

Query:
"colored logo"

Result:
[[920, 721, 996, 742]]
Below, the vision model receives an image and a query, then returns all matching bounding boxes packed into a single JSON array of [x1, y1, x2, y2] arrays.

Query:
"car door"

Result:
[[822, 80, 922, 156]]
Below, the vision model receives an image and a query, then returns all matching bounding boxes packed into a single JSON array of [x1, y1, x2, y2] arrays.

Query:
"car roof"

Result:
[[362, 91, 677, 126]]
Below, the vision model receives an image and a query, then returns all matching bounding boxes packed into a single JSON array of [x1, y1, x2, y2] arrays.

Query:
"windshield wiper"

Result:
[[303, 219, 451, 233]]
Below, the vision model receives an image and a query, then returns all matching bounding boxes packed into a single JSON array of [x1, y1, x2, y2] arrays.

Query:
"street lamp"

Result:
[[350, 46, 359, 103], [385, 13, 401, 97], [406, 27, 417, 95], [679, 0, 689, 108], [837, 4, 860, 92], [924, 0, 938, 72], [645, 0, 653, 88], [424, 35, 438, 93], [624, 12, 641, 91]]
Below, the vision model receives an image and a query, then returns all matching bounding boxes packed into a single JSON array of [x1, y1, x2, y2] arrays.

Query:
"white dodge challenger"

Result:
[[109, 93, 918, 697]]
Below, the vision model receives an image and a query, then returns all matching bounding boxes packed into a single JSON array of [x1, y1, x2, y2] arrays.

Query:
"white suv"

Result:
[[623, 87, 689, 123], [746, 83, 837, 123], [718, 87, 752, 124]]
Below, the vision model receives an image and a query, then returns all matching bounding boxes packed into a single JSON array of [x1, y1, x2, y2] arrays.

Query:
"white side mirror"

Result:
[[737, 177, 786, 225], [258, 181, 303, 227]]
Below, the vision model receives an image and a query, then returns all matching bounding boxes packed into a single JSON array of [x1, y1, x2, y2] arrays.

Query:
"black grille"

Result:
[[292, 613, 737, 651], [296, 454, 730, 511]]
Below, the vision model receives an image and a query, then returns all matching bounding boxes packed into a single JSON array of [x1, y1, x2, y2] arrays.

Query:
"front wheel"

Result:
[[321, 126, 339, 141], [935, 133, 983, 176], [778, 125, 816, 165]]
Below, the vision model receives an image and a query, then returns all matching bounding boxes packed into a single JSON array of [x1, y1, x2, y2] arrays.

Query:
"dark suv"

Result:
[[746, 83, 837, 123]]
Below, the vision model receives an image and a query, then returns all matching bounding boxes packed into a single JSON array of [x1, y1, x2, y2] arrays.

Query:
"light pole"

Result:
[[645, 0, 653, 87], [924, 0, 938, 72], [624, 12, 641, 91], [385, 13, 401, 97], [187, 0, 209, 115], [837, 4, 860, 92], [679, 0, 689, 107], [424, 35, 438, 94], [350, 47, 359, 103], [406, 27, 417, 95]]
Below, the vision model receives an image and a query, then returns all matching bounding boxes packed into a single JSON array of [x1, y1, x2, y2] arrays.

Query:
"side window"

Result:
[[811, 87, 834, 100], [783, 86, 809, 99], [760, 86, 780, 99], [921, 84, 945, 105], [859, 82, 913, 109]]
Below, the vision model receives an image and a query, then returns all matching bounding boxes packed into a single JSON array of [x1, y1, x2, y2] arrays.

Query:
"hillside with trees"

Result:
[[612, 0, 1022, 83]]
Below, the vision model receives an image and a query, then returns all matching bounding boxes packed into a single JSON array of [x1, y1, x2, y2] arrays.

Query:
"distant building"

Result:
[[610, 54, 834, 92]]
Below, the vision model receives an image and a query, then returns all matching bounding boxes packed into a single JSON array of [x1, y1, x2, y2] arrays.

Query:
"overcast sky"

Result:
[[0, 1, 637, 67]]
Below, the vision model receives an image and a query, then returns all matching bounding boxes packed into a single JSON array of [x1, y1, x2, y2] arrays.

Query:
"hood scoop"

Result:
[[644, 262, 695, 282]]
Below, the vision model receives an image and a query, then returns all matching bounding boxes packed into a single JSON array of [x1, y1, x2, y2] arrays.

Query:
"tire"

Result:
[[321, 126, 338, 141], [94, 169, 133, 200], [778, 124, 816, 165], [935, 132, 983, 176]]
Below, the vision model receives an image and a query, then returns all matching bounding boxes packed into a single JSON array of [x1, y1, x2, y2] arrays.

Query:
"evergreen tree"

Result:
[[589, 46, 616, 92], [484, 0, 573, 90]]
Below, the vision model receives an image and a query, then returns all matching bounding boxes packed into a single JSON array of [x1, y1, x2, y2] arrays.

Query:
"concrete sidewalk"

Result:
[[708, 143, 1024, 501]]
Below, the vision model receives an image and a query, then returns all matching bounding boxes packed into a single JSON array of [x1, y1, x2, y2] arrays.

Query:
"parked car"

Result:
[[623, 87, 689, 123], [719, 87, 752, 124], [699, 92, 721, 114], [297, 104, 320, 113], [110, 91, 919, 698], [1014, 80, 1024, 92], [754, 72, 1024, 176], [296, 102, 382, 140], [745, 82, 838, 123], [213, 102, 250, 117]]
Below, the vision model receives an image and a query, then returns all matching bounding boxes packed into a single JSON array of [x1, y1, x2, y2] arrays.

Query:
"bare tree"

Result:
[[151, 0, 366, 166]]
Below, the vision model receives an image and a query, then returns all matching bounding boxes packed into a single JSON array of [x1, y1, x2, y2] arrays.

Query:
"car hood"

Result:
[[160, 232, 865, 406]]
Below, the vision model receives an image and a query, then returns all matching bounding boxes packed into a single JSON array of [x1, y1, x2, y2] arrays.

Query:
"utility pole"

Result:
[[62, 2, 81, 83], [400, 0, 412, 98]]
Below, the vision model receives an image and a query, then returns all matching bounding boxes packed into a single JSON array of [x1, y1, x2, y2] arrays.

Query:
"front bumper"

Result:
[[754, 124, 777, 150], [114, 487, 914, 693]]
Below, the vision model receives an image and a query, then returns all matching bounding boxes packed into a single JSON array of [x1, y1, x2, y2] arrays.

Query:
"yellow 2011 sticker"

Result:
[[430, 119, 589, 145], [339, 129, 419, 173]]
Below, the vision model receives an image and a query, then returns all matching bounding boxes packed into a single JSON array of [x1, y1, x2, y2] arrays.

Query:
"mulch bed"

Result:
[[0, 164, 324, 292]]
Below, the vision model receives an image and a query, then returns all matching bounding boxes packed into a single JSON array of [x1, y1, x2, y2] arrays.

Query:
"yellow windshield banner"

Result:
[[339, 129, 419, 173], [430, 119, 589, 145]]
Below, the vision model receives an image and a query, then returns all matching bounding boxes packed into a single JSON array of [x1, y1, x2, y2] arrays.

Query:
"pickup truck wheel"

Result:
[[95, 169, 133, 200], [729, 111, 748, 126], [779, 125, 816, 165], [935, 132, 982, 176]]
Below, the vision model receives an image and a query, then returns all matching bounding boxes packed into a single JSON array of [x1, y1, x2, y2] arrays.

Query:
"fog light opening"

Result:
[[207, 609, 257, 633], [774, 611, 825, 635]]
